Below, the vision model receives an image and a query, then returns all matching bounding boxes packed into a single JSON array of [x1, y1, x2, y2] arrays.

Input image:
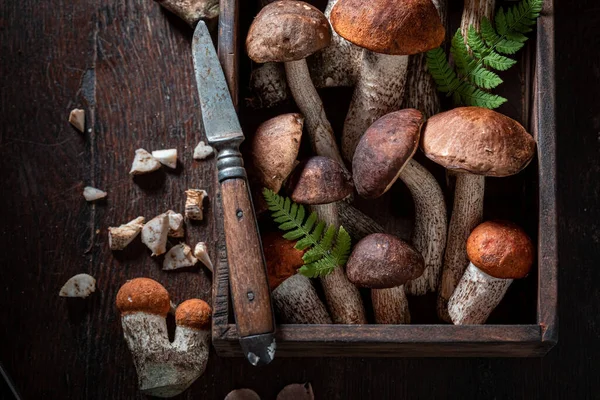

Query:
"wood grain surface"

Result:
[[0, 0, 598, 399]]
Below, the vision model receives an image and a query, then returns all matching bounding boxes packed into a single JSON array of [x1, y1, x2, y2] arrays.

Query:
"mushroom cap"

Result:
[[250, 113, 304, 193], [353, 109, 424, 199], [467, 220, 534, 279], [277, 383, 314, 400], [262, 231, 305, 290], [116, 278, 170, 317], [246, 1, 331, 63], [224, 389, 262, 400], [346, 233, 424, 289], [421, 107, 536, 177], [330, 0, 444, 55], [175, 299, 212, 330], [286, 156, 354, 205]]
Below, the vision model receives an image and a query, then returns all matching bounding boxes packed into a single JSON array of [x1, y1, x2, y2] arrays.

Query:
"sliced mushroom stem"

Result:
[[284, 59, 346, 168], [273, 274, 332, 324], [341, 52, 409, 161], [461, 0, 495, 38], [313, 203, 367, 324], [437, 173, 484, 321], [371, 285, 410, 324], [448, 262, 512, 325], [399, 158, 448, 296]]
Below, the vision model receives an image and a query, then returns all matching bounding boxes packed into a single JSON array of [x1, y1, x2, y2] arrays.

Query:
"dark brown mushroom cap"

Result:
[[262, 231, 306, 290], [224, 389, 262, 400], [353, 109, 424, 199], [346, 233, 424, 289], [116, 278, 170, 317], [286, 156, 354, 205], [277, 383, 314, 400], [175, 299, 212, 330], [330, 0, 445, 55], [467, 220, 534, 279], [246, 1, 332, 63], [421, 107, 536, 177]]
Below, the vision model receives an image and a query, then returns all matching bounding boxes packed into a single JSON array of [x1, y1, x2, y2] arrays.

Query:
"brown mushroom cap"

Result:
[[353, 109, 424, 199], [286, 156, 354, 205], [250, 113, 304, 193], [262, 231, 306, 290], [330, 0, 444, 55], [346, 233, 424, 289], [116, 278, 171, 317], [175, 299, 212, 330], [277, 383, 314, 400], [467, 220, 534, 279], [224, 389, 262, 400], [421, 107, 536, 177], [246, 1, 332, 63]]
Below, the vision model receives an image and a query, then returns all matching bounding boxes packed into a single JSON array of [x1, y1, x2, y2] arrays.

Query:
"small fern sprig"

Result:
[[263, 188, 352, 278], [426, 0, 543, 109]]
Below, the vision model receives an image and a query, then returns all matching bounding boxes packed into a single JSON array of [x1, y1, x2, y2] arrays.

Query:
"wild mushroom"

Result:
[[166, 210, 185, 238], [448, 220, 534, 325], [163, 243, 198, 271], [347, 233, 424, 324], [246, 1, 344, 167], [83, 186, 107, 202], [130, 148, 162, 175], [152, 149, 178, 169], [352, 109, 447, 295], [59, 273, 96, 298], [263, 231, 332, 324], [116, 278, 211, 397], [225, 389, 261, 400], [421, 107, 536, 321], [185, 189, 207, 221], [109, 216, 145, 250], [330, 0, 445, 162], [277, 383, 314, 400], [141, 213, 170, 256], [153, 0, 220, 26], [69, 108, 85, 132], [193, 242, 213, 273]]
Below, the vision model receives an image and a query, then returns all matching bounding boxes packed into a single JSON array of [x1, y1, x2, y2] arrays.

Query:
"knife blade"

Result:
[[192, 20, 276, 366]]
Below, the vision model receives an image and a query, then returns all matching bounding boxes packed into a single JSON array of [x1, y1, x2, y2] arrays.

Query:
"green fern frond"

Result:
[[263, 188, 352, 278], [426, 0, 542, 109]]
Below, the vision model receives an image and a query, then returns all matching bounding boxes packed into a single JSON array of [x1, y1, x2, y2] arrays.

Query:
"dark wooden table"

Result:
[[1, 0, 598, 398]]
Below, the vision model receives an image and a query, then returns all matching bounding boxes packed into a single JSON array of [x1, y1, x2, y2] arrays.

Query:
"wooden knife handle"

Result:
[[220, 178, 274, 337]]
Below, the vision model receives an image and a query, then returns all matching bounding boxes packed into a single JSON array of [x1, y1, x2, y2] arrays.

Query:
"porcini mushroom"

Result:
[[353, 109, 447, 295], [246, 1, 344, 167], [116, 278, 211, 397], [225, 389, 261, 400], [109, 216, 145, 250], [141, 213, 170, 256], [347, 233, 424, 324], [130, 148, 162, 175], [277, 383, 314, 400], [448, 220, 534, 325], [421, 107, 536, 321], [330, 0, 445, 162]]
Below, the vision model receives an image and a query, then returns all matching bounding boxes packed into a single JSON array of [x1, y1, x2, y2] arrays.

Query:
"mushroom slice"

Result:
[[163, 243, 198, 270], [83, 186, 107, 202], [166, 210, 185, 238], [108, 216, 145, 250], [185, 189, 208, 221], [130, 148, 162, 175], [152, 149, 178, 169], [59, 273, 96, 298], [69, 108, 85, 132], [193, 141, 214, 160], [193, 242, 213, 273], [141, 213, 169, 256]]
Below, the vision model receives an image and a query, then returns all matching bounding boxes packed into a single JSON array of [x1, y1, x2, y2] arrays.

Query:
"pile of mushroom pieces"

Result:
[[246, 0, 537, 326]]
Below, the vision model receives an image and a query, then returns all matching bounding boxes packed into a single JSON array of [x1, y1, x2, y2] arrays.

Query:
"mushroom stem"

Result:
[[448, 262, 512, 325], [437, 173, 484, 321], [284, 60, 346, 168], [399, 158, 448, 296], [338, 201, 386, 240], [461, 0, 495, 38], [273, 274, 332, 324], [341, 52, 409, 161], [371, 285, 410, 324], [313, 203, 367, 324]]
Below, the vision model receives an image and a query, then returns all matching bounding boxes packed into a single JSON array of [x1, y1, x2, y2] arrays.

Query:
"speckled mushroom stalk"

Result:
[[353, 110, 447, 296], [448, 221, 534, 325], [116, 278, 211, 397], [246, 1, 345, 168], [330, 0, 445, 162], [347, 233, 424, 324], [421, 107, 536, 322], [461, 0, 495, 39]]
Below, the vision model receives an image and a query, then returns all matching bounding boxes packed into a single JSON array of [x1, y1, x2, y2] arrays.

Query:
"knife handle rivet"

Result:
[[247, 291, 255, 301], [236, 209, 243, 220]]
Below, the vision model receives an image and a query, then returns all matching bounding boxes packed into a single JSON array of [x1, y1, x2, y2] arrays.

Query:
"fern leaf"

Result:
[[283, 228, 305, 241], [303, 247, 326, 264], [467, 26, 490, 58], [289, 202, 298, 220], [295, 236, 313, 251], [311, 221, 326, 243], [495, 7, 508, 35], [457, 82, 507, 109], [480, 17, 500, 46], [468, 65, 503, 89], [299, 258, 336, 278], [303, 211, 317, 233], [331, 227, 352, 266], [319, 226, 337, 252], [482, 51, 516, 71], [278, 221, 297, 231], [296, 205, 305, 226], [426, 48, 461, 93], [451, 31, 472, 77], [496, 39, 525, 55]]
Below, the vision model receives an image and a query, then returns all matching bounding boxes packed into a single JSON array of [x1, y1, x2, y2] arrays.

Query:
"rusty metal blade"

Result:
[[192, 21, 243, 145]]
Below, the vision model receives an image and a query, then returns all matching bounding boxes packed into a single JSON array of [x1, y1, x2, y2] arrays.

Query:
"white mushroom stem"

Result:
[[272, 274, 332, 324], [437, 173, 484, 322], [341, 52, 409, 162], [337, 201, 386, 240], [461, 0, 495, 38], [285, 60, 346, 169], [448, 262, 512, 325], [313, 203, 367, 324], [399, 159, 448, 296], [371, 285, 410, 324], [120, 313, 210, 397]]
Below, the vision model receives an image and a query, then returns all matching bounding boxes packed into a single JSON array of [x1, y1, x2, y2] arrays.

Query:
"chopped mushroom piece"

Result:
[[152, 149, 178, 169], [69, 108, 85, 132], [108, 216, 145, 250], [185, 189, 208, 220], [193, 141, 214, 160], [83, 186, 107, 202], [141, 213, 169, 256], [153, 0, 219, 26], [166, 210, 185, 237], [277, 383, 314, 400], [193, 242, 213, 273], [130, 148, 162, 175], [59, 273, 96, 298], [163, 243, 198, 270]]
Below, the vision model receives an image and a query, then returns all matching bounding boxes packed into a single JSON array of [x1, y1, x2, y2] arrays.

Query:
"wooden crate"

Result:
[[211, 0, 557, 357]]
